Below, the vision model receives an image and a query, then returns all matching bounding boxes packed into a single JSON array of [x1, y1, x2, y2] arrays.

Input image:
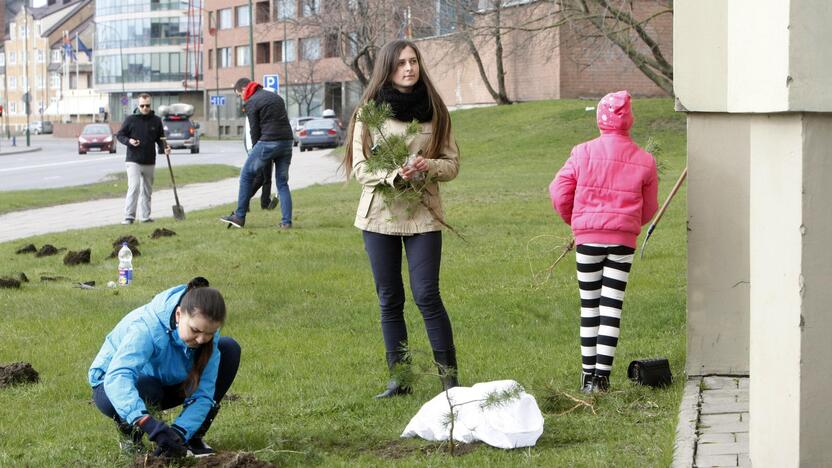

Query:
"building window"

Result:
[[37, 50, 45, 64], [300, 37, 321, 60], [9, 76, 16, 89], [256, 1, 270, 24], [36, 21, 42, 36], [51, 49, 62, 63], [37, 75, 45, 89], [235, 5, 250, 28], [324, 33, 339, 58], [9, 52, 16, 65], [0, 53, 4, 67], [282, 39, 296, 62], [50, 74, 61, 89], [275, 0, 296, 20], [9, 102, 15, 114], [236, 46, 251, 67], [218, 8, 232, 29], [302, 0, 320, 17], [217, 48, 232, 68], [256, 42, 270, 64], [10, 23, 15, 40]]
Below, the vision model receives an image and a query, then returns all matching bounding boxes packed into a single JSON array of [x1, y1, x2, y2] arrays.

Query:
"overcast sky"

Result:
[[32, 0, 48, 7]]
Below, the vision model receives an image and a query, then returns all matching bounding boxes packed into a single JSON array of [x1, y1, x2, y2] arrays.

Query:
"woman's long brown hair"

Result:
[[179, 280, 226, 396], [343, 39, 452, 178]]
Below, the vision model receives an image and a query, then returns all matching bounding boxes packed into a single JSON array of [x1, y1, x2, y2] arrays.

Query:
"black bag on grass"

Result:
[[627, 358, 672, 388]]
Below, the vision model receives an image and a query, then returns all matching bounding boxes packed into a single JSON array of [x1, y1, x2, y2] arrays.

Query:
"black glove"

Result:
[[136, 416, 187, 458]]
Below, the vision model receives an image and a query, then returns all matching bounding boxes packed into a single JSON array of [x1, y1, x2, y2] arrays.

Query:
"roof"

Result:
[[42, 0, 92, 39], [29, 0, 84, 21]]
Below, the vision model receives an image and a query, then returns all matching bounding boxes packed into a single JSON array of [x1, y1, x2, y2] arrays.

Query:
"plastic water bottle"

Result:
[[117, 243, 133, 286]]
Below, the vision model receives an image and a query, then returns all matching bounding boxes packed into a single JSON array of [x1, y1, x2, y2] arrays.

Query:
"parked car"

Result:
[[28, 121, 53, 134], [159, 103, 200, 154], [290, 116, 315, 147], [78, 124, 116, 154], [298, 118, 344, 152]]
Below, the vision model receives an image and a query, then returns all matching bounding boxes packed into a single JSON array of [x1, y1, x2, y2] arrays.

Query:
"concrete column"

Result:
[[676, 0, 832, 463]]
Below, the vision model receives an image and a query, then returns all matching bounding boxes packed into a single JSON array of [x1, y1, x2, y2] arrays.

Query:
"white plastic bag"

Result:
[[401, 380, 544, 449]]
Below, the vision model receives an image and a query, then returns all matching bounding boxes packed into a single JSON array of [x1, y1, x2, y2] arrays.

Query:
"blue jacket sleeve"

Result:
[[102, 325, 156, 425], [172, 337, 220, 440]]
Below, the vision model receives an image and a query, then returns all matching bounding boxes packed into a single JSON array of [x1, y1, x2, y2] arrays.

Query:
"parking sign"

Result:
[[263, 74, 280, 94]]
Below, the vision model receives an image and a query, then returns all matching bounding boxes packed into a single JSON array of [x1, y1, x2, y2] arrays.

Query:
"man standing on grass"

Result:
[[116, 93, 170, 224], [220, 78, 294, 229]]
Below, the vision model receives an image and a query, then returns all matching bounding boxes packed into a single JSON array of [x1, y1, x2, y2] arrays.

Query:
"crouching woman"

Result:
[[88, 278, 241, 458]]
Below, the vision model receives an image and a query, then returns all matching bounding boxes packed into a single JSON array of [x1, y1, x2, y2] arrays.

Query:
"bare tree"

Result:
[[288, 60, 326, 116], [454, 0, 513, 105], [554, 0, 673, 95], [293, 0, 412, 87]]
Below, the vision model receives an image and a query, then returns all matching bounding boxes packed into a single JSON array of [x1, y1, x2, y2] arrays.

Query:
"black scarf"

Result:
[[376, 81, 433, 123]]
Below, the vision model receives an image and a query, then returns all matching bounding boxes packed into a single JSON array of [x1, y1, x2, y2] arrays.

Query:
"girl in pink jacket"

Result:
[[549, 90, 658, 393]]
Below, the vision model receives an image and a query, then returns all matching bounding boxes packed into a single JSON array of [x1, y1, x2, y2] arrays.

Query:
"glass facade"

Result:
[[95, 16, 198, 49], [96, 0, 200, 16], [95, 51, 202, 84]]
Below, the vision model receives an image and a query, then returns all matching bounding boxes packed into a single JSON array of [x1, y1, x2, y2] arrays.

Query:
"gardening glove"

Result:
[[136, 415, 187, 458]]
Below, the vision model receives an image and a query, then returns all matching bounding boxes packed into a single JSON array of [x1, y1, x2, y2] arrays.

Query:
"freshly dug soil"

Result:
[[0, 277, 21, 289], [18, 272, 29, 282], [109, 235, 141, 259], [0, 362, 39, 388], [64, 249, 91, 266], [16, 244, 37, 254], [40, 275, 69, 282], [132, 452, 275, 468], [150, 228, 177, 239], [35, 244, 60, 257]]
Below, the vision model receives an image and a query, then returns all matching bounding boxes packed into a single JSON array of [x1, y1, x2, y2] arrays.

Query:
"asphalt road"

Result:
[[0, 135, 322, 191]]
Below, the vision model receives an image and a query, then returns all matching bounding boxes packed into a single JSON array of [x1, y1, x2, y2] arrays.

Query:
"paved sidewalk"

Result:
[[674, 376, 750, 467], [0, 145, 41, 156], [0, 152, 343, 243]]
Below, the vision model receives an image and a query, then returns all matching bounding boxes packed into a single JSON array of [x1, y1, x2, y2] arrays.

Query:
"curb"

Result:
[[672, 376, 702, 468], [0, 146, 43, 156]]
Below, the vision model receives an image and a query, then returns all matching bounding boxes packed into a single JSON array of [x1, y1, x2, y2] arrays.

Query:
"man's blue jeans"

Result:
[[235, 140, 293, 225]]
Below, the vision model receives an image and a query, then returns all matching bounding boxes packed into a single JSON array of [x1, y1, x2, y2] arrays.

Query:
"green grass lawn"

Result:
[[0, 99, 687, 466], [0, 164, 241, 215]]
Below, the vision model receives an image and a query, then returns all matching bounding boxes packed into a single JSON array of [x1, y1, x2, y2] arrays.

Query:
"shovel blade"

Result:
[[172, 205, 186, 221]]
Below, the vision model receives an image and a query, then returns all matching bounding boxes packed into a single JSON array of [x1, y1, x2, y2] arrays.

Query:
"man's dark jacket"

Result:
[[242, 83, 293, 145], [116, 110, 165, 165]]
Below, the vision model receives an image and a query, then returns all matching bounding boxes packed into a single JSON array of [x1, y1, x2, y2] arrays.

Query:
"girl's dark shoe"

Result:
[[591, 375, 610, 393], [374, 380, 413, 399], [580, 372, 594, 394], [432, 348, 460, 391]]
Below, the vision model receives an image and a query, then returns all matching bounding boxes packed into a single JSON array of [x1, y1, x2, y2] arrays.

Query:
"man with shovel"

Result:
[[116, 93, 170, 224], [220, 77, 294, 229]]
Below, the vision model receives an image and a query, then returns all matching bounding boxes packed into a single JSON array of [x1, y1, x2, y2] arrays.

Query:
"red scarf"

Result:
[[242, 82, 261, 102]]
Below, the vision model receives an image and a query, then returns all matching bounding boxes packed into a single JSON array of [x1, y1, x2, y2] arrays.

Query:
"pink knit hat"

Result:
[[597, 90, 634, 134]]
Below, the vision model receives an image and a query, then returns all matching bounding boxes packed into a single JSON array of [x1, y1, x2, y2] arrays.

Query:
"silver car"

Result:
[[298, 118, 345, 152]]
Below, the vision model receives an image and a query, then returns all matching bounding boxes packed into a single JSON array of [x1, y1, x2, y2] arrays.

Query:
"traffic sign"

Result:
[[210, 95, 226, 106], [120, 96, 129, 105], [263, 74, 280, 94]]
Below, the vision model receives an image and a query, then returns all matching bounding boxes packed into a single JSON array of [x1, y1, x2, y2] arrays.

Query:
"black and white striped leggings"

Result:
[[576, 243, 635, 377]]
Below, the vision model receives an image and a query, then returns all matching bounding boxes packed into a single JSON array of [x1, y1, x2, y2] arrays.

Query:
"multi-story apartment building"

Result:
[[0, 0, 104, 135], [202, 0, 360, 138], [94, 0, 205, 122]]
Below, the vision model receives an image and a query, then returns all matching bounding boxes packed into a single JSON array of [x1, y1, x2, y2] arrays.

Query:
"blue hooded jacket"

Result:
[[88, 284, 221, 441]]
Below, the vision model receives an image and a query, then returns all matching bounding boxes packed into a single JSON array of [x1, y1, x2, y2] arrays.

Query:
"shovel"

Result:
[[161, 139, 186, 220]]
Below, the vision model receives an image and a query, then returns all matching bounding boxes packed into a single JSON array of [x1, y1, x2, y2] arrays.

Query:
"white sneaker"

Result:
[[121, 219, 134, 225]]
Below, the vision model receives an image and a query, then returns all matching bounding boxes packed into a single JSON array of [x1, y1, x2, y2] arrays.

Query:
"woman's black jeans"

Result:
[[92, 336, 241, 429], [362, 230, 455, 356]]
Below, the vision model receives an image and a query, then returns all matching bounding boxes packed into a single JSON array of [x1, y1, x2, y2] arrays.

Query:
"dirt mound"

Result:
[[0, 362, 39, 388], [132, 452, 274, 468], [109, 236, 141, 258], [16, 244, 37, 254], [18, 272, 29, 282], [0, 277, 21, 289], [64, 249, 91, 266], [40, 275, 69, 282], [150, 228, 177, 239], [35, 244, 60, 257]]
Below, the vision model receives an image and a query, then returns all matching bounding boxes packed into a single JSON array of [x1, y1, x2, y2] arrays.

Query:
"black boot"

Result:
[[186, 403, 220, 457], [580, 372, 594, 394], [591, 374, 610, 393], [432, 348, 460, 391], [374, 351, 413, 399]]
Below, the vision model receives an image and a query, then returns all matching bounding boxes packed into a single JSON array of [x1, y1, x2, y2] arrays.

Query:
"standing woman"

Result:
[[344, 40, 461, 398], [89, 278, 241, 457]]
